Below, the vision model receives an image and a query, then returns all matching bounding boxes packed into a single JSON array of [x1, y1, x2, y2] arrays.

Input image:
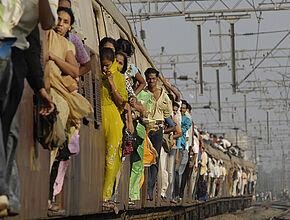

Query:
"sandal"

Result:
[[0, 209, 8, 217], [48, 201, 60, 211], [0, 195, 9, 211], [47, 209, 65, 217], [102, 201, 110, 208], [108, 201, 115, 207], [108, 201, 119, 214], [48, 202, 65, 217]]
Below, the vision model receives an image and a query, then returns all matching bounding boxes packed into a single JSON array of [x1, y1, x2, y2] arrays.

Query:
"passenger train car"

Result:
[[11, 0, 256, 219]]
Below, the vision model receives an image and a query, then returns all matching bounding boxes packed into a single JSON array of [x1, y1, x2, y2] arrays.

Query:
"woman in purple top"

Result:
[[68, 32, 91, 75]]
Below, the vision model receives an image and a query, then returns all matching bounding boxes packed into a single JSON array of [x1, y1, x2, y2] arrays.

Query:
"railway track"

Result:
[[268, 202, 290, 220], [55, 196, 252, 220], [252, 201, 290, 220]]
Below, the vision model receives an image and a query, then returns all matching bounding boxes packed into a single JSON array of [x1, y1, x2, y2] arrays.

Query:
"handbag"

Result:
[[61, 75, 78, 93], [162, 132, 174, 153], [33, 94, 66, 150]]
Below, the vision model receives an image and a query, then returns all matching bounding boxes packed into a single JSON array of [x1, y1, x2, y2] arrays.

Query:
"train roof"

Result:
[[92, 0, 156, 69], [205, 143, 256, 170]]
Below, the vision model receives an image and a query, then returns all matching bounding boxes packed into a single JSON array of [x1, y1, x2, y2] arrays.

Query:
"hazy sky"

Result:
[[114, 1, 290, 171]]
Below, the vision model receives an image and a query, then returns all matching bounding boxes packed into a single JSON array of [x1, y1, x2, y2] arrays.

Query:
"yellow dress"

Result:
[[102, 60, 128, 200]]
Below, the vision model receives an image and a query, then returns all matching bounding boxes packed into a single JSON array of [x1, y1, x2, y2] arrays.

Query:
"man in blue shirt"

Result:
[[173, 100, 192, 202]]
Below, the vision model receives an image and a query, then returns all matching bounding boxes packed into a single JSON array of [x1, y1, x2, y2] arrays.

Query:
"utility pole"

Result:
[[259, 121, 262, 137], [267, 111, 270, 144], [244, 94, 247, 134], [196, 22, 204, 95], [233, 127, 239, 146], [204, 62, 226, 121], [216, 68, 221, 121], [159, 46, 165, 73], [229, 21, 237, 94], [186, 14, 250, 95], [217, 19, 223, 61], [170, 60, 177, 84], [281, 147, 288, 192], [254, 138, 257, 164]]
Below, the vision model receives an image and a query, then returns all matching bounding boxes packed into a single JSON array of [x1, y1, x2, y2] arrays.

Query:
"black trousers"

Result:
[[179, 162, 191, 198], [197, 174, 207, 199], [2, 48, 27, 150], [147, 127, 163, 200]]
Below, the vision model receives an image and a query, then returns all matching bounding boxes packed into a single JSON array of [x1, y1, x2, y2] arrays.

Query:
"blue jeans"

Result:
[[5, 117, 20, 211], [0, 47, 27, 211]]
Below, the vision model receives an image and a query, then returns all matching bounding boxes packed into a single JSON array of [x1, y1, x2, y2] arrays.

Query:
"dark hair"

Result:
[[57, 7, 75, 25], [116, 51, 127, 74], [116, 38, 134, 57], [173, 101, 180, 108], [100, 37, 117, 50], [167, 94, 174, 103], [100, 47, 115, 63], [144, 68, 159, 78], [186, 103, 192, 111], [181, 100, 187, 105]]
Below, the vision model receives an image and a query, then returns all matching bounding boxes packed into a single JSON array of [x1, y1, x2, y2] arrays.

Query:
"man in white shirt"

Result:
[[207, 157, 215, 198], [253, 172, 257, 194], [189, 134, 199, 199], [219, 136, 231, 150], [237, 167, 242, 195], [217, 161, 226, 197], [212, 159, 220, 198]]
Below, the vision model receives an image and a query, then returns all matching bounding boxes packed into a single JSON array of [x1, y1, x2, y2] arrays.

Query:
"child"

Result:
[[116, 38, 146, 95], [100, 37, 117, 53], [116, 51, 128, 74]]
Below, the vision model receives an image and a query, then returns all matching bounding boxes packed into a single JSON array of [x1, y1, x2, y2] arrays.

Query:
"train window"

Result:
[[81, 45, 102, 128], [91, 54, 103, 127]]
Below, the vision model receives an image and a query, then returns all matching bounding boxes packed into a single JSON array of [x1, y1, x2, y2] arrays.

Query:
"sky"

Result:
[[113, 0, 290, 175]]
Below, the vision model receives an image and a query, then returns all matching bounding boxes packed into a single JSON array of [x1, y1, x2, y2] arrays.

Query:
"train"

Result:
[[10, 0, 256, 219]]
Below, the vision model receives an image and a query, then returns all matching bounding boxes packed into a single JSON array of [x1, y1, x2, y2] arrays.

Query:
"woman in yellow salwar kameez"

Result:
[[100, 48, 128, 202]]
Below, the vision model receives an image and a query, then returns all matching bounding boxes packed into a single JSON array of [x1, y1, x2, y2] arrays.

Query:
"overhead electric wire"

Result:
[[129, 0, 138, 36], [238, 30, 290, 86]]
